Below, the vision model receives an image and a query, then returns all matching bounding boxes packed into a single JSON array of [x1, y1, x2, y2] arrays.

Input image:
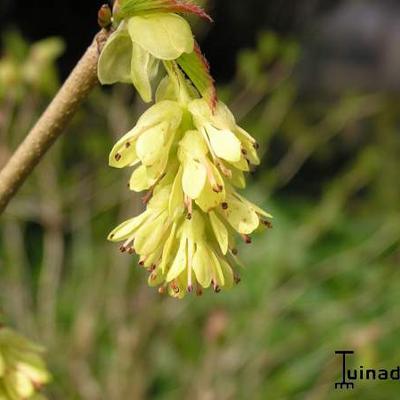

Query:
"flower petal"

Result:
[[182, 158, 207, 199], [192, 244, 212, 288], [108, 211, 150, 241], [160, 222, 178, 274], [221, 196, 260, 235], [128, 13, 194, 60], [98, 26, 132, 84], [169, 167, 185, 216], [129, 165, 152, 191], [209, 211, 228, 254], [218, 258, 234, 289], [234, 193, 273, 219], [166, 236, 187, 282], [109, 127, 139, 168], [136, 100, 183, 130], [130, 42, 159, 103], [195, 163, 225, 212], [136, 121, 168, 166], [206, 125, 242, 163], [210, 249, 225, 286], [134, 211, 169, 255]]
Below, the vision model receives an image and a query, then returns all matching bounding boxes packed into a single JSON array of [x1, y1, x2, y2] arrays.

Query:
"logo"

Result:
[[334, 350, 400, 390]]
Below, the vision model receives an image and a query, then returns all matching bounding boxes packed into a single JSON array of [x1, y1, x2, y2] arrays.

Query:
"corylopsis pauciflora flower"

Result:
[[99, 0, 272, 298], [0, 327, 50, 399]]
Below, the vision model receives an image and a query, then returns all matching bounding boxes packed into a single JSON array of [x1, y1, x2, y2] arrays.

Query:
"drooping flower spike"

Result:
[[100, 0, 272, 298]]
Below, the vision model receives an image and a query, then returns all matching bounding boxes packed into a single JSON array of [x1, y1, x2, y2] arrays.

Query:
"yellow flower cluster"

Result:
[[98, 3, 272, 298], [107, 74, 272, 298], [0, 327, 50, 399]]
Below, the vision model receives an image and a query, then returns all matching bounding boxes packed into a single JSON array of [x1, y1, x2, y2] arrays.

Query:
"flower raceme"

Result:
[[0, 327, 50, 399], [107, 80, 272, 298], [100, 0, 272, 298]]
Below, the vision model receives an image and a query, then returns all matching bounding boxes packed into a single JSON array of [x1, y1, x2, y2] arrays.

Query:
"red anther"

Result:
[[187, 285, 194, 293], [119, 245, 126, 253], [125, 142, 131, 148], [158, 287, 166, 295], [128, 247, 135, 255], [115, 153, 122, 161], [231, 248, 238, 255], [262, 220, 273, 229], [212, 186, 221, 193], [253, 142, 260, 150], [138, 260, 145, 267], [213, 285, 221, 293], [234, 274, 241, 284], [242, 234, 252, 244], [196, 287, 203, 296], [171, 281, 180, 294], [222, 202, 228, 210]]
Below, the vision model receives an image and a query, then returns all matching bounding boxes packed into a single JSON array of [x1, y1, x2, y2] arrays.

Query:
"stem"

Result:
[[0, 29, 111, 214]]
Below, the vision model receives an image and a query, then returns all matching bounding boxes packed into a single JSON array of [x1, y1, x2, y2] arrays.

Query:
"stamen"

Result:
[[150, 272, 158, 281], [253, 142, 260, 150], [217, 160, 232, 178], [213, 283, 221, 293], [142, 173, 166, 204], [171, 281, 180, 294], [125, 142, 131, 148], [142, 190, 153, 205], [185, 195, 193, 219], [262, 220, 273, 229], [231, 248, 238, 255], [158, 286, 166, 295], [115, 153, 122, 162], [234, 274, 241, 284], [122, 237, 134, 251], [222, 202, 228, 210], [205, 161, 221, 192], [242, 234, 252, 244]]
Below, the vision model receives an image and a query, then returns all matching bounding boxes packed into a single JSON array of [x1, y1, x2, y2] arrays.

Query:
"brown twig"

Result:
[[0, 29, 111, 214]]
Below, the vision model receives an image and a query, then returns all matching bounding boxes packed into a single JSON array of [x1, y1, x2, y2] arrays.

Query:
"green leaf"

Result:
[[177, 43, 217, 110], [120, 0, 212, 22]]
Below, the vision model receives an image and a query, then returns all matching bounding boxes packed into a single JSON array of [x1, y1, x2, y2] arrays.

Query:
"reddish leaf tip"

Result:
[[168, 0, 213, 22]]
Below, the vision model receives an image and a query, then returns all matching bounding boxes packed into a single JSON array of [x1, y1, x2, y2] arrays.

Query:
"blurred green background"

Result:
[[1, 1, 400, 399]]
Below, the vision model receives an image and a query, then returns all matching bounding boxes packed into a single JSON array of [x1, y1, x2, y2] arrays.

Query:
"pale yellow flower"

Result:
[[0, 328, 50, 399], [98, 13, 194, 102]]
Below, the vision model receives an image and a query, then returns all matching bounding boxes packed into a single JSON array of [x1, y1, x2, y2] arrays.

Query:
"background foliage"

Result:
[[1, 1, 400, 399]]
